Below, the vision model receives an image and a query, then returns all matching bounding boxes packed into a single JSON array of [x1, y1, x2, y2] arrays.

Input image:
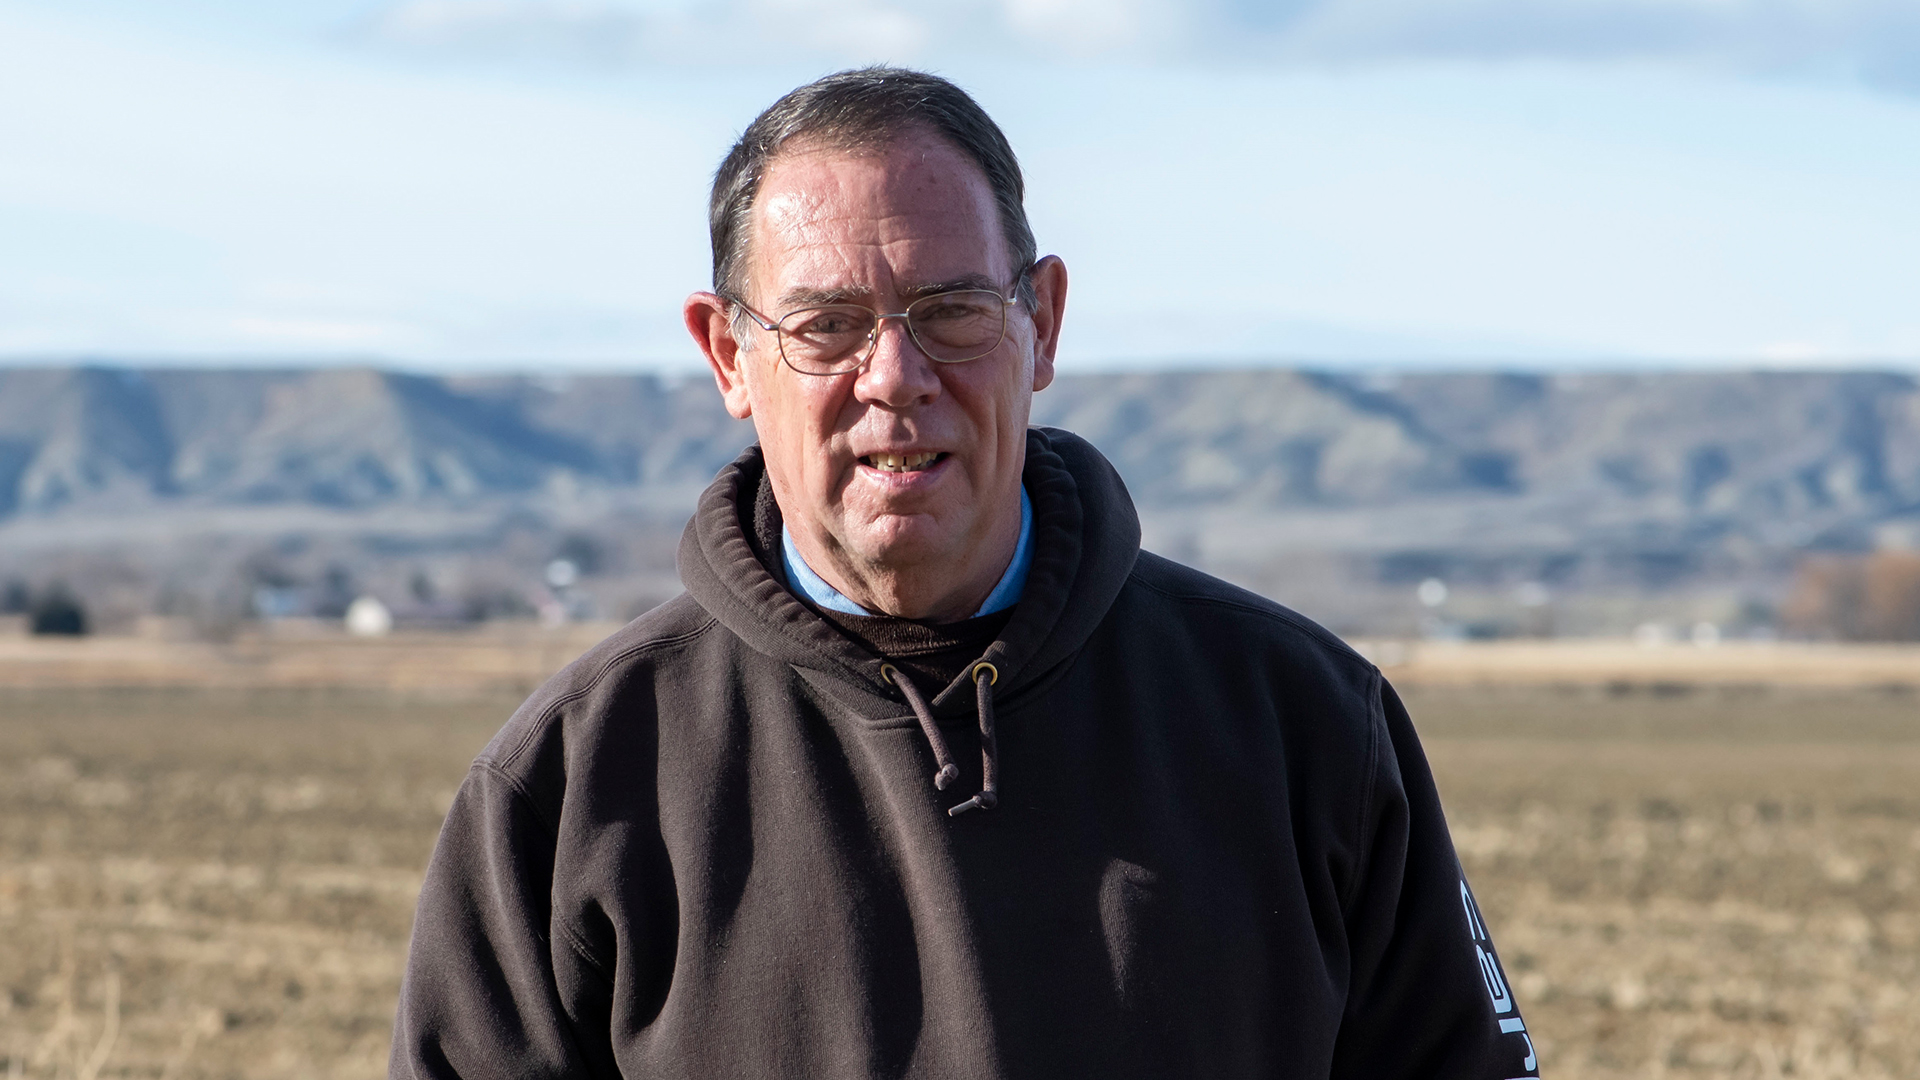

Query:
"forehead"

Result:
[[748, 131, 1009, 302]]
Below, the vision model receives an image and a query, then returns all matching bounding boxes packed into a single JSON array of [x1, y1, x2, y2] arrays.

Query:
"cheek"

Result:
[[745, 369, 802, 481], [760, 380, 855, 495], [964, 365, 1030, 439]]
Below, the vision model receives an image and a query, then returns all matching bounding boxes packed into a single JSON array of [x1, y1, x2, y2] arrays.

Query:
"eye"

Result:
[[785, 307, 871, 337], [913, 291, 999, 322]]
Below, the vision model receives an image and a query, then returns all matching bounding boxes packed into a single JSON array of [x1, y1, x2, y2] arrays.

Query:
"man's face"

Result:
[[695, 129, 1064, 619]]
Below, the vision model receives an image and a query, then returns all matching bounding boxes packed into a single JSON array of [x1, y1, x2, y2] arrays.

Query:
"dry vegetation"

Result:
[[1, 654, 1916, 1077], [1413, 685, 1920, 1079], [0, 688, 513, 1079]]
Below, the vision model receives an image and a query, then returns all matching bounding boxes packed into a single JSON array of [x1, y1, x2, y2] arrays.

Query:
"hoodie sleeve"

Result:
[[389, 763, 619, 1080], [1330, 678, 1541, 1080]]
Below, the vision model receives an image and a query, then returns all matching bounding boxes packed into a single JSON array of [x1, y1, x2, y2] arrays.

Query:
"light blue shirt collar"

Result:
[[782, 486, 1033, 619]]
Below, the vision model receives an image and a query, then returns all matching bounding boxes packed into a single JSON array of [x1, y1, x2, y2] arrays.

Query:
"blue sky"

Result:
[[3, 0, 1918, 372]]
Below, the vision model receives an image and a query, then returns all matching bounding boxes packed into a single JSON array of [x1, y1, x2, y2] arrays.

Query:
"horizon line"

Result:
[[4, 355, 1920, 378]]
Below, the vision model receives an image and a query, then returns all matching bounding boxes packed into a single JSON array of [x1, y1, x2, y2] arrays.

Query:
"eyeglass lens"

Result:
[[776, 290, 1006, 372]]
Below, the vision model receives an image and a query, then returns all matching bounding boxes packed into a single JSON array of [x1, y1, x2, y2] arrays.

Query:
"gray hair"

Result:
[[709, 67, 1039, 345]]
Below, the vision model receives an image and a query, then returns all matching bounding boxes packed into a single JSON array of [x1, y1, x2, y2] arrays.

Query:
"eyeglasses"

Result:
[[724, 282, 1022, 376]]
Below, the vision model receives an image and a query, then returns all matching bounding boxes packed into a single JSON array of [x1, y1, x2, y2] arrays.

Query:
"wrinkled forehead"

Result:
[[747, 131, 1010, 303]]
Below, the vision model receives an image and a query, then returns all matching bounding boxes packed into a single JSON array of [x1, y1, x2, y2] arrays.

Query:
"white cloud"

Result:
[[353, 0, 654, 66], [1002, 0, 1189, 58], [1267, 0, 1920, 93], [348, 0, 1920, 95], [352, 0, 947, 67], [350, 0, 1196, 66]]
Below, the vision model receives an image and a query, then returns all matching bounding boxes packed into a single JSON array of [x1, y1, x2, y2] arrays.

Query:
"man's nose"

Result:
[[854, 315, 941, 407]]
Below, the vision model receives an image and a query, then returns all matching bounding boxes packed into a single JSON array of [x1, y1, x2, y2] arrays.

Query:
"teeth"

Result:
[[869, 451, 940, 472]]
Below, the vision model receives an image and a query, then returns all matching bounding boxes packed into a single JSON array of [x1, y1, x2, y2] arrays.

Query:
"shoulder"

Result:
[[1121, 549, 1379, 687], [1108, 550, 1388, 774], [473, 593, 725, 786]]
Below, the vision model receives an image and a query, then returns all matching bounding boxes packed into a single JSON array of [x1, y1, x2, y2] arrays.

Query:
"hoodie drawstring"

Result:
[[882, 661, 999, 816], [948, 663, 1000, 816], [883, 664, 960, 792]]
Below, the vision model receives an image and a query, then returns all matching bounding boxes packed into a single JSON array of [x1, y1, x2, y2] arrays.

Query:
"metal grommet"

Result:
[[970, 661, 999, 686], [880, 663, 898, 685]]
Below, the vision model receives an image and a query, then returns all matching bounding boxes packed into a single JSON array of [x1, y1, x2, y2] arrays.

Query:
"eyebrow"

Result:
[[775, 274, 1003, 311]]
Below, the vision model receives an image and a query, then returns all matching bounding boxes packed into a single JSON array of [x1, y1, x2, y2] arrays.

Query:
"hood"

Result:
[[677, 427, 1141, 714]]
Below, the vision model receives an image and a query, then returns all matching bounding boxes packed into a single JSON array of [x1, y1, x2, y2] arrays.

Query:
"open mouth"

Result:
[[860, 451, 947, 474]]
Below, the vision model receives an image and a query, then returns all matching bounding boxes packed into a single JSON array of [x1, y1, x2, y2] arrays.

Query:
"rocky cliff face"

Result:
[[2, 365, 1915, 635]]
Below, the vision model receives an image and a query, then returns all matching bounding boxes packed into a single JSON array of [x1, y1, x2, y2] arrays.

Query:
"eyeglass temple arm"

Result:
[[718, 293, 779, 332]]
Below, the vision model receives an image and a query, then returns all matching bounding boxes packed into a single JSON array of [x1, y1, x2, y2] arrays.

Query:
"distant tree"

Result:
[[29, 584, 88, 636], [1862, 553, 1920, 641], [1782, 552, 1920, 641], [1, 579, 28, 614], [1782, 556, 1859, 639], [314, 565, 356, 619], [462, 587, 537, 623]]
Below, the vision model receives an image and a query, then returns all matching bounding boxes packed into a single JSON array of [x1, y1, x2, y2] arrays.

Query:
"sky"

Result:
[[2, 0, 1918, 373]]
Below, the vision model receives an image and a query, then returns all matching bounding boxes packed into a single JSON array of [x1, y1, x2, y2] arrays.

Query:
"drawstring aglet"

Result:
[[947, 791, 999, 817]]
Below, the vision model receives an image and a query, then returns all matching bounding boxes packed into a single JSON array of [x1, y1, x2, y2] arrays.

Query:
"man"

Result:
[[392, 67, 1538, 1079]]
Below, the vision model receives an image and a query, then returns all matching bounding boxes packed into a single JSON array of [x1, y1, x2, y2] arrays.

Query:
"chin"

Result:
[[848, 518, 958, 571]]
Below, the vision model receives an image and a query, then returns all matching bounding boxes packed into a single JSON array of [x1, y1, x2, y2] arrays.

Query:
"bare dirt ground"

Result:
[[1, 638, 1916, 1078]]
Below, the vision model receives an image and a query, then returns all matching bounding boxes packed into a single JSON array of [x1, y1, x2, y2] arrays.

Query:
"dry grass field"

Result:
[[1412, 685, 1920, 1079], [0, 688, 509, 1079], [1, 636, 1916, 1078]]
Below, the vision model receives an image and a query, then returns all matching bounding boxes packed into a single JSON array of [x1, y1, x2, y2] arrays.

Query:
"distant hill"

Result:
[[2, 365, 1916, 636], [0, 367, 749, 514]]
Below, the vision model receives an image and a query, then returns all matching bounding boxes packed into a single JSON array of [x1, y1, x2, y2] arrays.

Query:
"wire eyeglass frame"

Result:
[[723, 271, 1030, 376]]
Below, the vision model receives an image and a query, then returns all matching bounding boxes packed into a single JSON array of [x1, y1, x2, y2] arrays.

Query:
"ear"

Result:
[[686, 291, 755, 420], [1025, 256, 1067, 393]]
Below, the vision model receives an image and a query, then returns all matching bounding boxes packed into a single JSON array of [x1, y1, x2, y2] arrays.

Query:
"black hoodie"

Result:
[[391, 428, 1540, 1080]]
